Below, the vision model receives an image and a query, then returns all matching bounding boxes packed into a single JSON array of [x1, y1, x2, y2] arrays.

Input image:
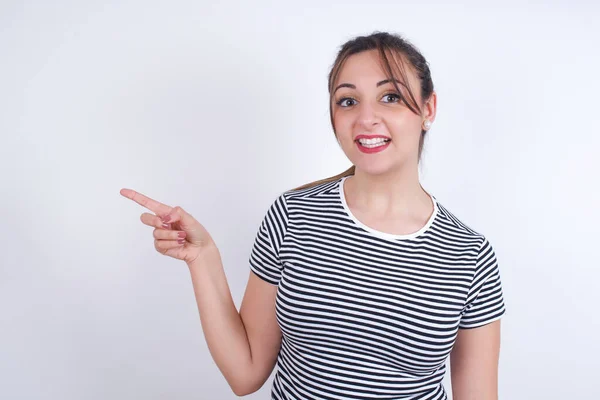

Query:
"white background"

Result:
[[2, 0, 599, 399]]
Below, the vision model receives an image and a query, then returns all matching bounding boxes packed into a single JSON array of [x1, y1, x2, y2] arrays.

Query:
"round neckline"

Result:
[[338, 175, 439, 241]]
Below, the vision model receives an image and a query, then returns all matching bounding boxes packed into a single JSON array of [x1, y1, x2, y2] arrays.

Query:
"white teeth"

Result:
[[358, 138, 388, 144], [357, 138, 390, 147], [361, 143, 387, 148]]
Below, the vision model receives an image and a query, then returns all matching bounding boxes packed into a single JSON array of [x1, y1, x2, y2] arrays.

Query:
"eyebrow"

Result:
[[333, 79, 405, 94]]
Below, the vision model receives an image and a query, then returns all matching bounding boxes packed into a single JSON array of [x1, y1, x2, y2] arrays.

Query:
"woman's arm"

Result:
[[450, 319, 502, 400], [188, 248, 281, 396]]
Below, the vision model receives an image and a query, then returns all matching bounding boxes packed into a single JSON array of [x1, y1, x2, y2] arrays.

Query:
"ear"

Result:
[[423, 91, 437, 123]]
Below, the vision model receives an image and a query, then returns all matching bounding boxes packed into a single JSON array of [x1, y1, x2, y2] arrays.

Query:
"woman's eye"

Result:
[[336, 97, 356, 107], [382, 93, 401, 103], [335, 94, 400, 107]]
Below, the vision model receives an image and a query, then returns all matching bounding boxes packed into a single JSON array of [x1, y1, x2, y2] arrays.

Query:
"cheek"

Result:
[[386, 115, 421, 138], [332, 114, 352, 136]]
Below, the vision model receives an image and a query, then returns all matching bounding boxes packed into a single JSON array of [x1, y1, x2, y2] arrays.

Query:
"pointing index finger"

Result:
[[120, 188, 172, 216]]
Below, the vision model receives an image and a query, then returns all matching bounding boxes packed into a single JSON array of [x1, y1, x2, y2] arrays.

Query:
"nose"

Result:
[[356, 101, 381, 129]]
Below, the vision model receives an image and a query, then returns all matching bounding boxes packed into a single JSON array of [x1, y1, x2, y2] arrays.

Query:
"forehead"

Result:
[[335, 49, 418, 90]]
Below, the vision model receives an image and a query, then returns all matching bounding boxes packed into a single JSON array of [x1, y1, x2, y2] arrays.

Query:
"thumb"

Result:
[[161, 206, 197, 230]]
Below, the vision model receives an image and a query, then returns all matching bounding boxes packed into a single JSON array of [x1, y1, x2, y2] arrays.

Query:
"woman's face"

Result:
[[331, 49, 435, 176]]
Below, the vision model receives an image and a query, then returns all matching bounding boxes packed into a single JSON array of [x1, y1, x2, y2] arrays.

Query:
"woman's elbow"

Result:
[[230, 382, 263, 397], [228, 373, 267, 397]]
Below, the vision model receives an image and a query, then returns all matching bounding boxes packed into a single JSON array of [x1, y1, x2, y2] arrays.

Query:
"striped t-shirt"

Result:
[[249, 176, 506, 400]]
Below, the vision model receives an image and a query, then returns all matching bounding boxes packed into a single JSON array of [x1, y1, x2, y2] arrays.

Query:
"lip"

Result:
[[355, 139, 391, 154]]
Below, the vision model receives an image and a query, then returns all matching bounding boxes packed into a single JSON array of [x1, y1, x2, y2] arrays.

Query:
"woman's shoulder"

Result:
[[262, 178, 343, 219], [433, 198, 488, 244], [277, 178, 343, 206], [285, 177, 342, 198]]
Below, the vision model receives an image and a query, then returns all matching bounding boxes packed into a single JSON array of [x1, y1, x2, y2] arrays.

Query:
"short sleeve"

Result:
[[249, 193, 289, 285], [459, 237, 507, 329]]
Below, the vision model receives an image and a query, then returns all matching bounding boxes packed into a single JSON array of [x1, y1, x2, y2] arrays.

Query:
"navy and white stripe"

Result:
[[249, 176, 506, 400]]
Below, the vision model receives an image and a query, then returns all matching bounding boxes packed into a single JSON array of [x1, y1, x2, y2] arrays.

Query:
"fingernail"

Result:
[[162, 215, 171, 223], [177, 239, 185, 244], [178, 231, 186, 238], [162, 223, 170, 229]]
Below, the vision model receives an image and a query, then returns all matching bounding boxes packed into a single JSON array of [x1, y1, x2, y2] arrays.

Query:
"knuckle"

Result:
[[154, 240, 168, 255]]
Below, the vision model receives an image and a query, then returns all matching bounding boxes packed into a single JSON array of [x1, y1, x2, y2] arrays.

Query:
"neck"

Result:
[[345, 165, 431, 218]]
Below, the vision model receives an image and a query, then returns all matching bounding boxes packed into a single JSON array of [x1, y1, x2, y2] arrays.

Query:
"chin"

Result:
[[353, 155, 411, 175], [354, 162, 397, 176]]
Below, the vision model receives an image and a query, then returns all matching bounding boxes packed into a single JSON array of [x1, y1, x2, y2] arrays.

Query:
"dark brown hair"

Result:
[[292, 31, 434, 191]]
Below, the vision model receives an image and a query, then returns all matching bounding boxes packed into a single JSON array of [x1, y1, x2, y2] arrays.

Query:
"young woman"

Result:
[[121, 32, 506, 400]]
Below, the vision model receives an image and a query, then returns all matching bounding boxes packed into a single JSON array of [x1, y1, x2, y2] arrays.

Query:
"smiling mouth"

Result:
[[355, 138, 391, 148]]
